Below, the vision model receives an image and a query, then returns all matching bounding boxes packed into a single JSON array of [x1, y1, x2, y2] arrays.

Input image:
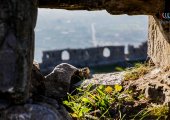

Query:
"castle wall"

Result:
[[127, 42, 147, 61], [40, 42, 147, 71]]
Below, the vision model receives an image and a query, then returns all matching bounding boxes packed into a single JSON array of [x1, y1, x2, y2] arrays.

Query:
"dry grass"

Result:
[[123, 63, 150, 81], [147, 104, 169, 118]]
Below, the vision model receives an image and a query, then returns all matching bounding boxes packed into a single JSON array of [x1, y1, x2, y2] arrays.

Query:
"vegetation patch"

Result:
[[133, 104, 169, 119], [123, 63, 150, 81], [63, 63, 169, 119], [62, 84, 169, 119]]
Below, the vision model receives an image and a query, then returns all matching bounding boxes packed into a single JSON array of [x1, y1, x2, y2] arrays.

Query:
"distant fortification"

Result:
[[127, 42, 147, 61], [40, 42, 147, 72]]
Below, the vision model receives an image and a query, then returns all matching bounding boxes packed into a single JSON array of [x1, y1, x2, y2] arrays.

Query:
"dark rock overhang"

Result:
[[38, 0, 166, 15]]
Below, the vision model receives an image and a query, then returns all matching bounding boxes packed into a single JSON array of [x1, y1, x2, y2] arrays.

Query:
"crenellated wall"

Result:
[[127, 42, 147, 61], [41, 46, 125, 68], [40, 42, 147, 71]]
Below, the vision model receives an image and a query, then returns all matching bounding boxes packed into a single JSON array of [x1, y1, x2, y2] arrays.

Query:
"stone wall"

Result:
[[40, 42, 147, 72], [127, 42, 147, 61], [41, 46, 125, 69]]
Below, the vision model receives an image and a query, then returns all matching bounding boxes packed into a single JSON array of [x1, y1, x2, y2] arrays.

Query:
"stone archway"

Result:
[[0, 0, 169, 103]]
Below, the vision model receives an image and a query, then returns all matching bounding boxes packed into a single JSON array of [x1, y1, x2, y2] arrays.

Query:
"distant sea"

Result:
[[35, 9, 148, 63]]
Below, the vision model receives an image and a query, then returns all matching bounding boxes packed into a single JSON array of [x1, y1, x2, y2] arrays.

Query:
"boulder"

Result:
[[44, 63, 78, 98], [4, 101, 72, 120]]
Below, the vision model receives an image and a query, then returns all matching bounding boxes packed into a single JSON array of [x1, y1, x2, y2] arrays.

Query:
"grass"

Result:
[[133, 104, 169, 120], [123, 63, 150, 81], [148, 104, 169, 118], [62, 84, 169, 119], [63, 85, 169, 120], [63, 84, 131, 119]]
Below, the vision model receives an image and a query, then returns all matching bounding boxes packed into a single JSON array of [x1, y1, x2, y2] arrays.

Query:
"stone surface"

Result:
[[40, 46, 126, 72], [44, 63, 78, 98], [0, 0, 37, 104], [2, 102, 72, 120], [38, 0, 165, 15], [124, 67, 170, 104], [148, 16, 170, 67], [77, 72, 123, 88], [31, 62, 46, 96], [105, 0, 164, 15], [40, 43, 147, 74]]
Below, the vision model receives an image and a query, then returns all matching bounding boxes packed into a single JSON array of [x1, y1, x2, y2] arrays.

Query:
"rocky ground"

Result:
[[31, 64, 170, 120], [82, 66, 170, 104], [81, 72, 123, 86], [1, 62, 170, 119], [69, 65, 170, 119]]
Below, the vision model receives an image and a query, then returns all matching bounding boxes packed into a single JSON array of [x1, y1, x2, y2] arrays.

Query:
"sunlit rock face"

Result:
[[148, 16, 170, 67]]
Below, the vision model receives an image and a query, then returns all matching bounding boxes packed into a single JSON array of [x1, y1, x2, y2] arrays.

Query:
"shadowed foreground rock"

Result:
[[0, 63, 90, 120], [38, 0, 165, 15], [0, 0, 37, 104], [2, 101, 72, 120], [31, 61, 46, 96], [44, 63, 90, 98], [1, 63, 89, 120]]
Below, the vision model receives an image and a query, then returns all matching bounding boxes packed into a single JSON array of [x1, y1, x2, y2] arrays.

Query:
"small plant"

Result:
[[123, 63, 150, 81], [147, 104, 169, 119], [115, 67, 125, 72], [63, 82, 169, 119], [63, 84, 135, 119], [134, 104, 169, 119]]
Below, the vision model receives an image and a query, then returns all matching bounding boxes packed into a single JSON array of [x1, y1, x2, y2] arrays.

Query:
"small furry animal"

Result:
[[70, 67, 90, 92]]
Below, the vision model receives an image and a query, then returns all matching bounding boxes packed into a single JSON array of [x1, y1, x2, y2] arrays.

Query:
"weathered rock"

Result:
[[31, 62, 91, 98], [124, 67, 170, 104], [0, 0, 37, 104], [105, 0, 164, 15], [79, 72, 123, 88], [44, 63, 78, 98], [144, 81, 170, 104], [145, 83, 165, 103], [31, 62, 46, 96], [0, 99, 10, 110], [148, 16, 170, 67], [3, 102, 72, 120], [38, 0, 165, 15]]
